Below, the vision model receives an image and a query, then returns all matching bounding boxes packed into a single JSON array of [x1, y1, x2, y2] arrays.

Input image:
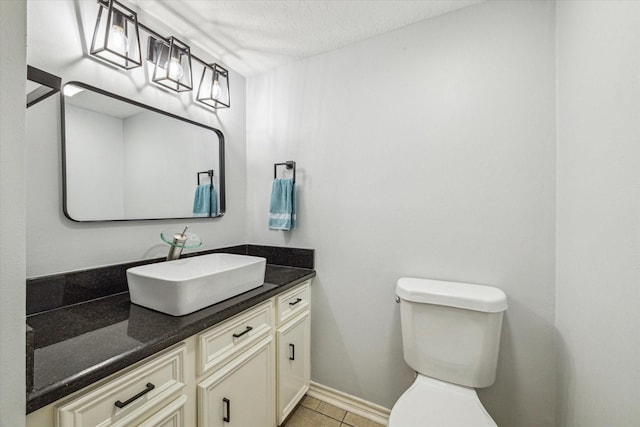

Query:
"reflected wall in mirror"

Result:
[[61, 82, 225, 221]]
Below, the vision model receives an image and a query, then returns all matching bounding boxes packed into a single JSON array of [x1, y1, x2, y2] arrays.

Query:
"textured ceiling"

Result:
[[127, 0, 483, 77]]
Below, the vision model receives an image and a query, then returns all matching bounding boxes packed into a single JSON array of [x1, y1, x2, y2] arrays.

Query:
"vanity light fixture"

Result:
[[149, 36, 193, 93], [197, 63, 231, 109], [90, 0, 142, 70], [88, 0, 230, 108]]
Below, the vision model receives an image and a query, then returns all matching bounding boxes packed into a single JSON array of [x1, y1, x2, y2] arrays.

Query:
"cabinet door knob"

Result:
[[223, 397, 231, 422], [232, 325, 253, 338], [289, 343, 295, 361], [114, 382, 155, 409]]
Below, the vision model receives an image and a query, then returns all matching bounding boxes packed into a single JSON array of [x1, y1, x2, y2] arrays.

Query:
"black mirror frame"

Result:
[[60, 81, 226, 222]]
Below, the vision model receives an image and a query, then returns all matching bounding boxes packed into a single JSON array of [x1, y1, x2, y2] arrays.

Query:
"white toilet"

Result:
[[388, 277, 508, 427]]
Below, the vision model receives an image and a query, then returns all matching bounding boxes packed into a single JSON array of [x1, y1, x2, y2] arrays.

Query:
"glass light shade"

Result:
[[90, 0, 142, 69], [151, 36, 193, 92], [197, 63, 230, 109]]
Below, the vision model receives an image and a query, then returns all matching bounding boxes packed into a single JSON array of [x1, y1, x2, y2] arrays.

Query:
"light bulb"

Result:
[[109, 24, 128, 54], [212, 79, 222, 99], [166, 57, 184, 80]]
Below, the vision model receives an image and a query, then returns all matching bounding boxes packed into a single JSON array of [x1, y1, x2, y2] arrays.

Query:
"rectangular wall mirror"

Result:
[[61, 82, 225, 221]]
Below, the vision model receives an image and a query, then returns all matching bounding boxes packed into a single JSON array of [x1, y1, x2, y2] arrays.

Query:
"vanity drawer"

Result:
[[198, 300, 274, 376], [56, 344, 186, 427], [277, 281, 311, 325]]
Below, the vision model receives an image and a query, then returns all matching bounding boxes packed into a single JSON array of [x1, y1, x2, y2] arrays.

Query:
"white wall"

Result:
[[246, 2, 556, 426], [555, 1, 640, 426], [26, 0, 247, 277], [0, 1, 27, 426]]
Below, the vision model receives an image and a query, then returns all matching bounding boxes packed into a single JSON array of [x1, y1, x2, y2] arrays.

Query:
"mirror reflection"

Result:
[[62, 82, 225, 221]]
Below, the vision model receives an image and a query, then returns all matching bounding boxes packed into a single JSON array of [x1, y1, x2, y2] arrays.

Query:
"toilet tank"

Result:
[[396, 278, 508, 388]]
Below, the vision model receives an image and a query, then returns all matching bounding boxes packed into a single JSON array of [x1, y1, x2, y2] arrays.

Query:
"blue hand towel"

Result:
[[208, 185, 218, 216], [269, 178, 296, 230], [193, 184, 217, 216]]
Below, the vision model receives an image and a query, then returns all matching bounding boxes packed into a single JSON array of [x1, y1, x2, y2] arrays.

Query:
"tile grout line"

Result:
[[309, 401, 352, 425], [287, 394, 384, 427]]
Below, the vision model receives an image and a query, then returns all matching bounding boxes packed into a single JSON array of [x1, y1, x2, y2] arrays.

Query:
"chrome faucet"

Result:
[[167, 225, 189, 261]]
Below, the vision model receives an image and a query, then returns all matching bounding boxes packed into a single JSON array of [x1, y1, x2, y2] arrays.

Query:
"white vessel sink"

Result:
[[127, 253, 266, 316]]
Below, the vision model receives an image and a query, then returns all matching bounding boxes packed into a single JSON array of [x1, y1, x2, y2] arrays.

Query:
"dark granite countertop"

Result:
[[26, 264, 315, 414]]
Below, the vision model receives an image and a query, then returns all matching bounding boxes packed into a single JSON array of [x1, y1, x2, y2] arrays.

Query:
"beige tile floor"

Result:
[[283, 395, 386, 427]]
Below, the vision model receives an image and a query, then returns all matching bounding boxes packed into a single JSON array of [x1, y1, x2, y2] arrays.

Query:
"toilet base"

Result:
[[388, 374, 497, 427]]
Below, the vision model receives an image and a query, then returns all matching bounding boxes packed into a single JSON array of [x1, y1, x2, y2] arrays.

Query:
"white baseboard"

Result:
[[307, 381, 390, 426]]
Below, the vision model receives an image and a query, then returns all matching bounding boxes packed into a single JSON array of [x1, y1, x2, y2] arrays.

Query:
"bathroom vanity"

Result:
[[25, 249, 314, 427]]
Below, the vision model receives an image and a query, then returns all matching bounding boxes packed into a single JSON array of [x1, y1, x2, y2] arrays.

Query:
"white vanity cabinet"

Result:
[[276, 281, 312, 425], [26, 280, 312, 427], [196, 300, 276, 427], [137, 395, 188, 427], [198, 336, 274, 426], [56, 344, 189, 427]]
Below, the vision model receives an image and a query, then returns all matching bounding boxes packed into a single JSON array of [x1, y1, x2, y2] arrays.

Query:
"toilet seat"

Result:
[[388, 375, 497, 427]]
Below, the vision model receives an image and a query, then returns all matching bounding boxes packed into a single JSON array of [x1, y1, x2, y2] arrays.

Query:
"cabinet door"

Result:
[[198, 336, 275, 427], [138, 395, 187, 427], [277, 311, 310, 425]]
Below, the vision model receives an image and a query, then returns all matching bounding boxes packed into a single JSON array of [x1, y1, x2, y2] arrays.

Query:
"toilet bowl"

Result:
[[390, 277, 507, 427], [388, 375, 496, 427]]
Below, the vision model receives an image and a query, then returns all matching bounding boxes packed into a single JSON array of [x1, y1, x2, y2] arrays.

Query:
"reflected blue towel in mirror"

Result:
[[193, 184, 217, 216], [269, 178, 296, 230]]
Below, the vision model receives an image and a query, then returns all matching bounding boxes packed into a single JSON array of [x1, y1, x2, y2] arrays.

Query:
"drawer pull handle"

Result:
[[289, 298, 302, 307], [223, 397, 231, 422], [289, 343, 295, 361], [232, 326, 253, 338], [114, 382, 155, 409]]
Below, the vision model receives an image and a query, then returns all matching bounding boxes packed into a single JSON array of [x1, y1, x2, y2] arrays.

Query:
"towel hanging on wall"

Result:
[[269, 178, 296, 230], [193, 184, 217, 217]]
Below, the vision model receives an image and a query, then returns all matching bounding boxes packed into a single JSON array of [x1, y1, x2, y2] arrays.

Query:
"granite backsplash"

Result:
[[26, 244, 314, 315]]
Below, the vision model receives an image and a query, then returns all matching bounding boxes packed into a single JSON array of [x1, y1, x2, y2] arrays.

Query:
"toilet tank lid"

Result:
[[396, 278, 508, 313]]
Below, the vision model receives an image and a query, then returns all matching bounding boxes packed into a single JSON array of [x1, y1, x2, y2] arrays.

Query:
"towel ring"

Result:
[[197, 170, 214, 186], [274, 161, 296, 183]]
